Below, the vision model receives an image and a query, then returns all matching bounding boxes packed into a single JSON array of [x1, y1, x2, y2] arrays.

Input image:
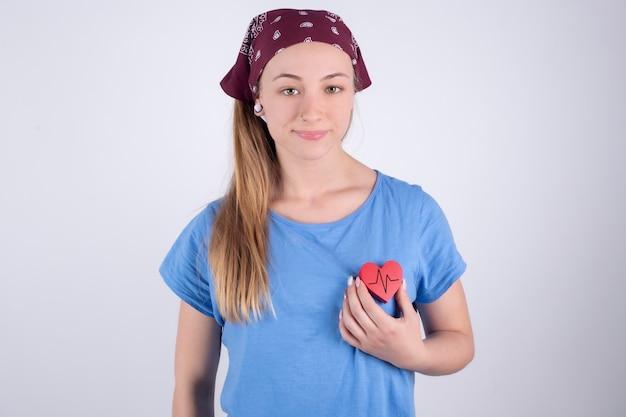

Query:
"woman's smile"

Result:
[[293, 130, 329, 141]]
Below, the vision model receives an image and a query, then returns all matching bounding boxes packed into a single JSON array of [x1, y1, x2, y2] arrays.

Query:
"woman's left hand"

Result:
[[338, 276, 424, 370], [338, 276, 474, 374]]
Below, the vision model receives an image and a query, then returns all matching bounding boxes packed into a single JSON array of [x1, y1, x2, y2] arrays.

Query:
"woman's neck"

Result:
[[271, 153, 377, 223]]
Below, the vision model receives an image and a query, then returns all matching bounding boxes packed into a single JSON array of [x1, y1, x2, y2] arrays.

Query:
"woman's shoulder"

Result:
[[376, 171, 425, 198], [374, 171, 448, 216], [173, 198, 224, 240]]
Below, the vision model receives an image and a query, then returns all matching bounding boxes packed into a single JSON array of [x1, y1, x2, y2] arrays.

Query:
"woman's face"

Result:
[[256, 41, 356, 164]]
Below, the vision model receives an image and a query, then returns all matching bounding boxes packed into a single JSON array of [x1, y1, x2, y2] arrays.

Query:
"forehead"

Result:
[[262, 41, 354, 78]]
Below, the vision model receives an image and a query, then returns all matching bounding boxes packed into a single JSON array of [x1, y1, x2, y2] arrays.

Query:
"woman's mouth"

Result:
[[294, 130, 328, 141]]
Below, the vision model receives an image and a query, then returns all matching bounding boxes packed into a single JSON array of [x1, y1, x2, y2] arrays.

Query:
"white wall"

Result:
[[1, 1, 624, 416]]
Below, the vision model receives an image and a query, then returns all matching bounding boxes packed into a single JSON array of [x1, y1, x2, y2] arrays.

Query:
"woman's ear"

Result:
[[254, 102, 266, 122]]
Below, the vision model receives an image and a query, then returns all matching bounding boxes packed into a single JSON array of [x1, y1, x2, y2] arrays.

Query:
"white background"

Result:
[[1, 1, 625, 416]]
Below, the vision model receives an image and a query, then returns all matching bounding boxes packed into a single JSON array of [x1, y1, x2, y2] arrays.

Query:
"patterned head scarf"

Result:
[[220, 8, 372, 102]]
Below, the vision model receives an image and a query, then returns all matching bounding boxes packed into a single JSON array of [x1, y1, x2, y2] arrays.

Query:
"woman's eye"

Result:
[[282, 88, 299, 96], [326, 86, 342, 94]]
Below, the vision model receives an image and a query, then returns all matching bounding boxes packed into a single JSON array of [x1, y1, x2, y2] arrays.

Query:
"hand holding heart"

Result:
[[339, 273, 426, 370]]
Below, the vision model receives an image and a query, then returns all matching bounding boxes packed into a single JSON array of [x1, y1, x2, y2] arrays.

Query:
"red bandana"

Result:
[[220, 9, 372, 102]]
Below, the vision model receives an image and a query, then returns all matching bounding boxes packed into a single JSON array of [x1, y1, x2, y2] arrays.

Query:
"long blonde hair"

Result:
[[208, 100, 280, 324]]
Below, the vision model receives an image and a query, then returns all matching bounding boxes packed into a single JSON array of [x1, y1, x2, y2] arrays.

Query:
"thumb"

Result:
[[395, 280, 417, 319]]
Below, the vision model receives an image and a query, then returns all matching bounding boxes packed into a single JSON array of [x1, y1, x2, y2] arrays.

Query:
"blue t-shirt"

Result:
[[160, 172, 466, 417]]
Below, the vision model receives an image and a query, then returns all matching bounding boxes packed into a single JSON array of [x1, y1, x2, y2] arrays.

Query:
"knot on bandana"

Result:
[[220, 9, 372, 102]]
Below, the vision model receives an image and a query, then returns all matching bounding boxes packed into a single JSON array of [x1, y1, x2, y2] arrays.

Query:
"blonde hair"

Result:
[[208, 100, 280, 324]]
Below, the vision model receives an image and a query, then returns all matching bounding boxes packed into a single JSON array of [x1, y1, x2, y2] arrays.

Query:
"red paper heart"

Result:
[[358, 260, 403, 303]]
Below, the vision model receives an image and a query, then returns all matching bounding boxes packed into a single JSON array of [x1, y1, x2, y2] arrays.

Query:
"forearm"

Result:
[[406, 280, 474, 375], [172, 303, 222, 417], [173, 382, 215, 417], [406, 330, 474, 376]]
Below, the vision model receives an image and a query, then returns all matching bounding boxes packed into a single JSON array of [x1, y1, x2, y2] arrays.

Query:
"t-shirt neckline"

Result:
[[269, 170, 382, 229]]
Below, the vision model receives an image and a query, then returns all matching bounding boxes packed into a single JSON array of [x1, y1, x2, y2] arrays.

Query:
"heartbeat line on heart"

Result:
[[368, 269, 400, 293]]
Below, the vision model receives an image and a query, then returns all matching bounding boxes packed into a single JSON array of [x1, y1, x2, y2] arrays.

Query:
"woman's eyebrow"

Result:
[[271, 72, 350, 82], [321, 72, 350, 81], [272, 73, 301, 82]]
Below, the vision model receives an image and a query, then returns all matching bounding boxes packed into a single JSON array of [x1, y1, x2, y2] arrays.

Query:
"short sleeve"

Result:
[[159, 203, 222, 323], [414, 191, 466, 304]]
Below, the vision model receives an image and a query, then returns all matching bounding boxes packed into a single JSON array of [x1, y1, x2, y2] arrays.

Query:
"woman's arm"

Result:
[[413, 280, 474, 375], [172, 301, 222, 417], [339, 278, 474, 375]]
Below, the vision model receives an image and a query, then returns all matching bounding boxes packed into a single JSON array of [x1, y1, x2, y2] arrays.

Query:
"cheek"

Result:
[[264, 99, 299, 122], [337, 95, 355, 114], [334, 100, 354, 127]]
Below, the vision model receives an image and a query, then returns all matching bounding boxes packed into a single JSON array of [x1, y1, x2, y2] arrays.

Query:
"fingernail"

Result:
[[403, 279, 406, 290], [347, 276, 354, 286], [355, 276, 361, 288], [339, 310, 343, 320]]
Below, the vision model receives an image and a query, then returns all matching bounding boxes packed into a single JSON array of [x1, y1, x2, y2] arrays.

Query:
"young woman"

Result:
[[160, 8, 474, 417]]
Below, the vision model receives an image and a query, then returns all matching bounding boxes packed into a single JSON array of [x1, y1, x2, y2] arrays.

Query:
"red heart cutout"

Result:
[[358, 260, 403, 303]]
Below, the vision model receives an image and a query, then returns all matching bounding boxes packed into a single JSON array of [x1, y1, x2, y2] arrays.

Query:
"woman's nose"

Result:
[[298, 93, 323, 122]]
